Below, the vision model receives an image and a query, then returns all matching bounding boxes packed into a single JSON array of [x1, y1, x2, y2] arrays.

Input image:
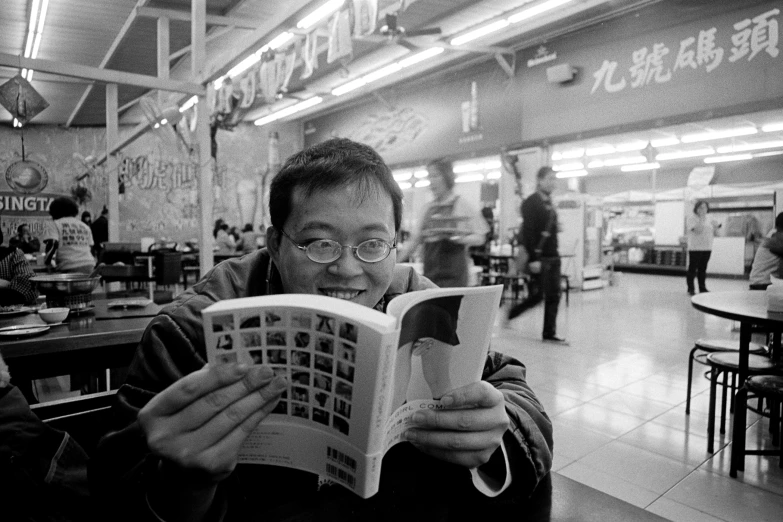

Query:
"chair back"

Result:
[[30, 390, 116, 454]]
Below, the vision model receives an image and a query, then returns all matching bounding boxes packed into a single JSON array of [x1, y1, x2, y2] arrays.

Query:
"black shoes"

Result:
[[688, 289, 695, 296], [543, 335, 569, 345]]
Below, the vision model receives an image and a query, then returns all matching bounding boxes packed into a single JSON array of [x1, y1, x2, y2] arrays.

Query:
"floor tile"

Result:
[[619, 420, 714, 467], [588, 389, 675, 421], [551, 418, 614, 459], [558, 461, 661, 508], [554, 402, 649, 438], [646, 497, 729, 522]]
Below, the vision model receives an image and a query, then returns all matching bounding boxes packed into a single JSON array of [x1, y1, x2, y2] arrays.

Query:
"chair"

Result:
[[30, 390, 117, 454], [737, 374, 783, 471], [705, 352, 778, 453], [686, 338, 767, 414]]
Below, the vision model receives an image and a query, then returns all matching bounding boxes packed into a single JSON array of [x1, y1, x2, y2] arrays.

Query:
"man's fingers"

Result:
[[411, 406, 507, 433], [174, 366, 277, 431], [143, 363, 252, 417], [440, 381, 504, 410]]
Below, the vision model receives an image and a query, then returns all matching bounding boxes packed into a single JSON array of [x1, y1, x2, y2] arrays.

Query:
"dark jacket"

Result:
[[520, 192, 559, 261], [92, 250, 553, 521]]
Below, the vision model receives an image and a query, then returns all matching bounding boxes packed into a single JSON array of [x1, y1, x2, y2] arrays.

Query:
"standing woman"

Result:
[[686, 200, 721, 295], [42, 196, 96, 274]]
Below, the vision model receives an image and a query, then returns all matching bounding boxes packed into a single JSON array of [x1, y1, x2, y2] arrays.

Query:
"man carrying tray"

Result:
[[93, 138, 553, 521]]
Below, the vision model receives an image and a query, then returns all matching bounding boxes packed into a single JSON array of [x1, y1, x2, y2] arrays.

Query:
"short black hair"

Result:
[[426, 158, 455, 190], [270, 138, 402, 232], [537, 166, 555, 180], [776, 212, 783, 230], [16, 224, 28, 235], [693, 200, 709, 214], [49, 197, 80, 220], [242, 223, 253, 232]]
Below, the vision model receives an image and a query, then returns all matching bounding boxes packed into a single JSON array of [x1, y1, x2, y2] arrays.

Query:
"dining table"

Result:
[[0, 298, 161, 381], [690, 290, 783, 477]]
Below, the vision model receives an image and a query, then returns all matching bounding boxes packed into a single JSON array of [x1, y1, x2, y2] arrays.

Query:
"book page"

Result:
[[382, 285, 503, 450], [202, 294, 397, 497]]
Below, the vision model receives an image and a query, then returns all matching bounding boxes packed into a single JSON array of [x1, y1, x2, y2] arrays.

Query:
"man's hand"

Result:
[[528, 261, 542, 274], [138, 362, 287, 483], [404, 381, 509, 468]]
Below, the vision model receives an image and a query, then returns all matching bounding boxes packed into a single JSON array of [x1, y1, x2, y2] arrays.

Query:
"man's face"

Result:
[[267, 184, 397, 309], [428, 168, 450, 200], [539, 171, 557, 195], [19, 226, 29, 238]]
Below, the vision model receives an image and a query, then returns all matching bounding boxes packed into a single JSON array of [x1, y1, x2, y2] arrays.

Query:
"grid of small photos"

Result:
[[211, 307, 359, 436]]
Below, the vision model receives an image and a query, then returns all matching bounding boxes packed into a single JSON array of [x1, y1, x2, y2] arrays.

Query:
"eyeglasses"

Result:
[[278, 228, 396, 264]]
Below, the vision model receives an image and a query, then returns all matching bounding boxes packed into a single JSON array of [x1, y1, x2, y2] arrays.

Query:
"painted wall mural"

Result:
[[0, 122, 302, 249]]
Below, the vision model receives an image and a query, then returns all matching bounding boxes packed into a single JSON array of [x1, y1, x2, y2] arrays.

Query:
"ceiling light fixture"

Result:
[[656, 147, 715, 161], [704, 153, 753, 164], [486, 171, 502, 179], [13, 118, 21, 128], [761, 122, 783, 132], [621, 162, 660, 172], [586, 160, 604, 168], [508, 0, 574, 24], [332, 47, 444, 96], [680, 127, 757, 143], [555, 169, 587, 178], [254, 96, 323, 126], [179, 96, 198, 112], [552, 162, 585, 171], [716, 140, 783, 154], [393, 171, 412, 181], [602, 155, 646, 167], [450, 19, 509, 46], [754, 150, 783, 158], [215, 31, 295, 88], [650, 137, 680, 147], [455, 174, 485, 183], [413, 169, 428, 178], [414, 179, 431, 188], [22, 0, 50, 82], [297, 0, 345, 29], [560, 148, 584, 159], [398, 181, 412, 190], [585, 146, 615, 156], [614, 141, 648, 152]]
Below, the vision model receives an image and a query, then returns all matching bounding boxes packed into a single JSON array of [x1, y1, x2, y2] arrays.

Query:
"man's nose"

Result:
[[327, 247, 364, 276]]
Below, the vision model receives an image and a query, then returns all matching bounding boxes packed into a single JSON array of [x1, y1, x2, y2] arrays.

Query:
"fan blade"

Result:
[[404, 27, 442, 38]]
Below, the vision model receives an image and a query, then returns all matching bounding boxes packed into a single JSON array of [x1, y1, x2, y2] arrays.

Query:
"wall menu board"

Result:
[[653, 201, 685, 246]]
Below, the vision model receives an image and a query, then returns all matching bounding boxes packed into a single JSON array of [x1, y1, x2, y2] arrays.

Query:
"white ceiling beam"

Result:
[[65, 0, 148, 127], [0, 52, 204, 95], [137, 6, 262, 30], [169, 25, 234, 61]]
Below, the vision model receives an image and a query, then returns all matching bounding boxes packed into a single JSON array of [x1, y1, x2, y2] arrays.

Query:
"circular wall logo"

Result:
[[5, 160, 49, 194]]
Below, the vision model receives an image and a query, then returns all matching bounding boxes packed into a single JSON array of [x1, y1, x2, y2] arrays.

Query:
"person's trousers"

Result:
[[687, 250, 711, 292], [507, 257, 561, 337]]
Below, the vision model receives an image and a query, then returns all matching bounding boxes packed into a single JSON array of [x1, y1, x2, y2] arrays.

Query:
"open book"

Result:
[[202, 284, 503, 498]]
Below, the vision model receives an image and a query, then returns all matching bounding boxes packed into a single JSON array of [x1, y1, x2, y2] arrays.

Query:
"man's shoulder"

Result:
[[386, 265, 437, 300]]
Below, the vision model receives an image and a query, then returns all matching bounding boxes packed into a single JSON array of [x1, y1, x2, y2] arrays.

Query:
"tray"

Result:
[[0, 325, 50, 338]]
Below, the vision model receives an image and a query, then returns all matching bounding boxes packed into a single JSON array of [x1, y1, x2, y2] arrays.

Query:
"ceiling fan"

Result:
[[377, 12, 442, 42]]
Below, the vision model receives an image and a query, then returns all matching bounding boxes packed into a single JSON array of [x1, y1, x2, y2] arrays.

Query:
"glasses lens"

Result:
[[306, 239, 342, 263], [356, 239, 391, 263]]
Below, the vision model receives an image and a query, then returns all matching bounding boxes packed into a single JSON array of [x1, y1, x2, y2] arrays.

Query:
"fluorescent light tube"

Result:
[[615, 141, 648, 152], [398, 181, 412, 190], [254, 96, 323, 126], [414, 179, 431, 188], [508, 0, 574, 24], [450, 20, 509, 46], [552, 162, 585, 171], [268, 32, 294, 50], [555, 169, 587, 178], [680, 127, 757, 143], [486, 171, 501, 179], [393, 171, 413, 181], [362, 63, 402, 83], [761, 122, 783, 132], [331, 78, 367, 96], [297, 0, 345, 30], [650, 137, 680, 147], [455, 174, 485, 183], [704, 153, 753, 163], [179, 96, 198, 112], [621, 162, 660, 172], [656, 147, 715, 161], [398, 47, 444, 68], [585, 146, 615, 156], [755, 150, 783, 158], [716, 140, 783, 154], [413, 169, 428, 178], [602, 156, 646, 167], [24, 0, 41, 57], [587, 160, 604, 168]]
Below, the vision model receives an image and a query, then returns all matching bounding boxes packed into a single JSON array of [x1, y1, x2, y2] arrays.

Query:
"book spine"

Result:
[[366, 331, 397, 455]]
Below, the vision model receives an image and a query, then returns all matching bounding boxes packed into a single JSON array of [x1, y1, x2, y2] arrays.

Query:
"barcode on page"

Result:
[[327, 446, 357, 471], [326, 463, 356, 488]]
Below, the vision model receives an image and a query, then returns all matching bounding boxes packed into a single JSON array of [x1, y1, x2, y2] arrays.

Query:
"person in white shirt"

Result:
[[748, 212, 783, 290], [686, 201, 721, 295], [42, 196, 95, 274]]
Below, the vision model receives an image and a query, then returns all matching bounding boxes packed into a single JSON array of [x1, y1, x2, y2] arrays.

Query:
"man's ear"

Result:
[[266, 226, 281, 261]]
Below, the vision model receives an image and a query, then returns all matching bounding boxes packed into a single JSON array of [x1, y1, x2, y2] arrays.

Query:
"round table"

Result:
[[690, 291, 783, 477]]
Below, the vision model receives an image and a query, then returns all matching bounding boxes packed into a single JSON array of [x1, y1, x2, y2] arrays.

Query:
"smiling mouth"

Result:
[[319, 289, 363, 300]]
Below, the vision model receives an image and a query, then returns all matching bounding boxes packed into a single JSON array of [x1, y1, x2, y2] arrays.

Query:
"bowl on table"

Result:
[[30, 273, 102, 295], [38, 307, 70, 324]]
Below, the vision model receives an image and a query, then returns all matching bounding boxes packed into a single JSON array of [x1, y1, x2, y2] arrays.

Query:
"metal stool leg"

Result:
[[720, 368, 729, 435], [708, 367, 718, 453], [686, 346, 699, 415]]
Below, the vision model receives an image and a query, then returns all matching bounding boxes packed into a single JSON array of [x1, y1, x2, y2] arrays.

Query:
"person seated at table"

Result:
[[42, 196, 96, 274], [214, 222, 236, 255], [92, 138, 553, 521], [8, 224, 41, 255], [0, 225, 37, 306], [748, 212, 783, 290], [235, 223, 261, 255]]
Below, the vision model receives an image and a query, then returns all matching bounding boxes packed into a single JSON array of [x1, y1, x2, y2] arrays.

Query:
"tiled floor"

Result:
[[494, 272, 783, 522]]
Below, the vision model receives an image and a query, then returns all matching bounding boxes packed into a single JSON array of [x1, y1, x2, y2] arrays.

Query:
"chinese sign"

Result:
[[118, 155, 198, 192], [591, 6, 779, 95]]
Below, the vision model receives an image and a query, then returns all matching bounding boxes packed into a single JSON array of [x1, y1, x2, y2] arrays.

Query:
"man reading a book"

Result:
[[93, 138, 553, 521]]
